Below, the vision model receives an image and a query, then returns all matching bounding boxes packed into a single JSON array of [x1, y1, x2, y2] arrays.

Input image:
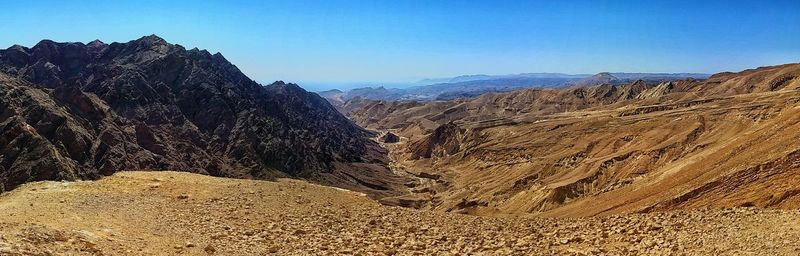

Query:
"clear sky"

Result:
[[1, 0, 799, 91]]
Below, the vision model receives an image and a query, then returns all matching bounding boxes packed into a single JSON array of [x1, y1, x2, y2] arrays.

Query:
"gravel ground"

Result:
[[1, 171, 799, 255]]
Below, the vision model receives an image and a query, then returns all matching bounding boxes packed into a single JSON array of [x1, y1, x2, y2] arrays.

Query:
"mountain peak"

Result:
[[573, 72, 619, 86], [267, 80, 306, 93], [135, 34, 168, 46], [88, 39, 106, 46], [631, 79, 647, 86], [86, 39, 108, 53], [7, 44, 27, 51], [593, 72, 616, 78], [33, 39, 57, 48]]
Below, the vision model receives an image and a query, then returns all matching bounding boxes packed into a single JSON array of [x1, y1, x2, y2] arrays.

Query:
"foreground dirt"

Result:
[[1, 171, 799, 255]]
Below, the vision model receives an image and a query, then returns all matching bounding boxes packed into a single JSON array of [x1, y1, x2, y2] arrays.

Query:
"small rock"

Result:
[[268, 245, 280, 253], [204, 244, 216, 254]]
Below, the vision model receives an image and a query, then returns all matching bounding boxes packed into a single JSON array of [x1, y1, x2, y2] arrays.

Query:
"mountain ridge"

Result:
[[336, 63, 800, 216], [0, 35, 409, 197]]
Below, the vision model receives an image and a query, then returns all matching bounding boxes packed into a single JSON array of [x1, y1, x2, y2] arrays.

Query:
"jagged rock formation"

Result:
[[636, 81, 675, 99], [0, 36, 408, 196]]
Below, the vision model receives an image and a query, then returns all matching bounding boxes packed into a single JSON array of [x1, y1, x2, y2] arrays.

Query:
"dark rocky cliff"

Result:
[[0, 35, 407, 196]]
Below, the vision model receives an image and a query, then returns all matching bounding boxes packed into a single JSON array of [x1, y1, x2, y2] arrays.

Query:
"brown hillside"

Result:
[[343, 63, 800, 217]]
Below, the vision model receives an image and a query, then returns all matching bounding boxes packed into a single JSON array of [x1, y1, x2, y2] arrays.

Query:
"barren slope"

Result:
[[2, 171, 800, 255], [342, 64, 800, 138], [346, 64, 800, 217]]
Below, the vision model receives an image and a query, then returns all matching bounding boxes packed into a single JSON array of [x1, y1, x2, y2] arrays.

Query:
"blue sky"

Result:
[[1, 0, 798, 91]]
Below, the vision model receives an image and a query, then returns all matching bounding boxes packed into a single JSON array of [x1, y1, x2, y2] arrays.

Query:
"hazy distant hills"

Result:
[[322, 72, 710, 102]]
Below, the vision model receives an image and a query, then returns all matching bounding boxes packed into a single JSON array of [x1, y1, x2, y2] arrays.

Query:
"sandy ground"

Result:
[[1, 171, 800, 255]]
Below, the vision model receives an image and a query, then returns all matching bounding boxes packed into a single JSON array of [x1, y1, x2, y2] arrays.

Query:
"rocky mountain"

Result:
[[339, 64, 794, 140], [319, 86, 406, 104], [573, 72, 620, 86], [570, 72, 711, 88], [610, 72, 711, 81], [339, 63, 800, 216], [341, 79, 682, 140], [0, 35, 408, 196]]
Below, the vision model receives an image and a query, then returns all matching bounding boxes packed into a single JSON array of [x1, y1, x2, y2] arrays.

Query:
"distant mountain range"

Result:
[[321, 72, 710, 102]]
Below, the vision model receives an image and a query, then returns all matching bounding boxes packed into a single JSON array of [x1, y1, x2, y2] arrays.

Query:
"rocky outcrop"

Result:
[[0, 36, 408, 197], [0, 73, 104, 191], [409, 122, 464, 159], [380, 132, 400, 143]]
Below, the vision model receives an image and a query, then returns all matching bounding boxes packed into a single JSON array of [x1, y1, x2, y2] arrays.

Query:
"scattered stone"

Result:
[[2, 172, 800, 255], [204, 244, 216, 254]]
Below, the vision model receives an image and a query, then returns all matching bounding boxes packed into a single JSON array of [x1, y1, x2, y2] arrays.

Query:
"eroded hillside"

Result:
[[334, 64, 800, 217]]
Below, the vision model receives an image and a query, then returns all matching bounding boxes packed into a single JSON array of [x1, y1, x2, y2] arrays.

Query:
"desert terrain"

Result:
[[343, 64, 800, 218], [2, 171, 800, 255], [1, 35, 800, 255]]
